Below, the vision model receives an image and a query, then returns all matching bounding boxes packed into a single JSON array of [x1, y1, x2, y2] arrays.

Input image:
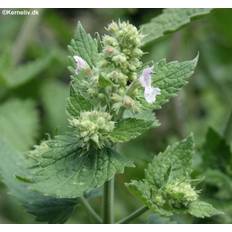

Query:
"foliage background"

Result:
[[0, 8, 232, 223]]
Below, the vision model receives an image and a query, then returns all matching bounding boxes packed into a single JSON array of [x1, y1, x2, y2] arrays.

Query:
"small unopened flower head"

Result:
[[101, 21, 143, 84], [69, 111, 115, 149], [164, 181, 198, 208], [73, 55, 88, 74], [28, 141, 49, 159]]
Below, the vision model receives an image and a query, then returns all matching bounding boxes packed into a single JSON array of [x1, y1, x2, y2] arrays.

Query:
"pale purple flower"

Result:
[[74, 55, 88, 74], [139, 66, 161, 104], [144, 87, 161, 104], [139, 66, 153, 88]]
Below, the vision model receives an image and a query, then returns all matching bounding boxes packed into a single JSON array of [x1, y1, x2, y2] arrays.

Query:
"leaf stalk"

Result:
[[80, 197, 102, 223], [103, 178, 115, 224], [117, 206, 148, 224]]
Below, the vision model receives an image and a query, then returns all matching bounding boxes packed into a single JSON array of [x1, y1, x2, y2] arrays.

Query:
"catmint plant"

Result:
[[0, 9, 222, 224]]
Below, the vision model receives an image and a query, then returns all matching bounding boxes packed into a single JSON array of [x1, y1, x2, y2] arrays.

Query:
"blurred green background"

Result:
[[0, 8, 232, 224]]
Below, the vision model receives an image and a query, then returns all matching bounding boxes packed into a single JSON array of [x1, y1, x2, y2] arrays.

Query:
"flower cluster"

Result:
[[101, 21, 143, 84], [28, 141, 49, 159], [69, 111, 115, 149], [153, 181, 198, 209], [71, 21, 162, 149], [73, 21, 161, 115]]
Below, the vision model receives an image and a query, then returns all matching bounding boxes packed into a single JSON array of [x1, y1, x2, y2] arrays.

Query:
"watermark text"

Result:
[[1, 9, 39, 16]]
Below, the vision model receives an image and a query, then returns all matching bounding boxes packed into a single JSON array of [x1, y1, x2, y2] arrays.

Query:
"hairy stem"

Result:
[[80, 197, 102, 223], [117, 206, 148, 224], [103, 178, 114, 224]]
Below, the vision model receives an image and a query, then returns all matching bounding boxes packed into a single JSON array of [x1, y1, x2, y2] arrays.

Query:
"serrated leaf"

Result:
[[109, 118, 156, 143], [200, 128, 232, 200], [141, 8, 211, 46], [201, 128, 232, 175], [127, 135, 219, 218], [204, 169, 232, 199], [69, 22, 98, 67], [0, 139, 78, 223], [26, 135, 134, 198], [0, 99, 39, 151], [188, 201, 222, 218], [25, 196, 78, 223], [127, 136, 194, 216], [66, 84, 93, 118], [145, 135, 194, 187], [145, 56, 198, 110]]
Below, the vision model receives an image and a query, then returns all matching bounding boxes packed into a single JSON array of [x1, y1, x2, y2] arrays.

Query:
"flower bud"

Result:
[[69, 111, 115, 149], [164, 181, 198, 207]]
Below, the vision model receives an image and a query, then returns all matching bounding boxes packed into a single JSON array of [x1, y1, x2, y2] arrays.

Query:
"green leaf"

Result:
[[69, 22, 98, 67], [201, 128, 232, 175], [204, 169, 232, 199], [25, 196, 78, 223], [141, 8, 212, 46], [146, 56, 198, 110], [25, 135, 134, 198], [0, 139, 78, 223], [109, 118, 156, 143], [66, 84, 93, 118], [41, 79, 69, 133], [188, 201, 222, 218], [3, 54, 53, 88], [127, 135, 219, 218], [200, 128, 232, 200], [0, 99, 39, 151], [145, 135, 194, 187]]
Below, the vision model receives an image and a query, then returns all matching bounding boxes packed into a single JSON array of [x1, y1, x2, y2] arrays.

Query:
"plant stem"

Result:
[[103, 178, 114, 224], [117, 206, 148, 224], [80, 197, 102, 223]]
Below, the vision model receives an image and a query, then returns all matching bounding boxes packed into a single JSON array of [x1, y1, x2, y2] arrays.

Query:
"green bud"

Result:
[[164, 181, 198, 208], [69, 111, 115, 149], [112, 54, 127, 65], [28, 141, 49, 158], [153, 193, 165, 207]]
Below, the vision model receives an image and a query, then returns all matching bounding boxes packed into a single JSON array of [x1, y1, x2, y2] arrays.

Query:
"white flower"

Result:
[[139, 66, 161, 104], [144, 87, 161, 104], [73, 55, 88, 74], [139, 66, 153, 88]]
